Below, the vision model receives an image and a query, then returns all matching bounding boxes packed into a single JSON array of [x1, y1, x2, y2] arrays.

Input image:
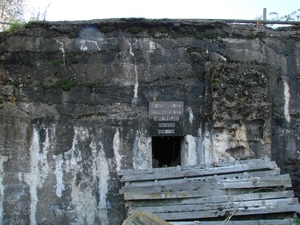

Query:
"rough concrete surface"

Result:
[[0, 18, 299, 224]]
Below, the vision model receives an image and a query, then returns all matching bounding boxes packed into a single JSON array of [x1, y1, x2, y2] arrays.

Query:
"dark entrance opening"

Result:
[[152, 136, 182, 168]]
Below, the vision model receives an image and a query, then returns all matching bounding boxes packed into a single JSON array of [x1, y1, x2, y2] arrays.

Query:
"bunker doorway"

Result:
[[152, 136, 182, 168]]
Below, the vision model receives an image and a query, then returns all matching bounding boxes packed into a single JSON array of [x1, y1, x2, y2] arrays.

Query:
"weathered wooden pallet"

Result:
[[118, 158, 300, 222]]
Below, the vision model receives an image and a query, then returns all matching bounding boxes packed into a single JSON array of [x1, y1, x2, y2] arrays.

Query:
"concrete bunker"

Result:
[[1, 18, 300, 224]]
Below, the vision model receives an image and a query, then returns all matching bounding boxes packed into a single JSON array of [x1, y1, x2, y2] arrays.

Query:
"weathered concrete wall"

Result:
[[0, 18, 299, 224]]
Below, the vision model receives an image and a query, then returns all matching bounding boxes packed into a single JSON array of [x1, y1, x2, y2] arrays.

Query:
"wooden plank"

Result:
[[124, 189, 225, 200], [126, 191, 295, 207], [120, 161, 278, 182], [120, 175, 292, 195], [128, 198, 299, 215], [125, 170, 279, 188], [186, 170, 280, 183], [221, 174, 292, 189], [120, 179, 220, 194], [153, 204, 300, 220], [118, 165, 196, 176], [118, 158, 272, 176], [168, 219, 296, 225]]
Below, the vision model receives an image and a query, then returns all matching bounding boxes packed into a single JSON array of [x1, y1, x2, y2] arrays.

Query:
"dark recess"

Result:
[[152, 136, 182, 167]]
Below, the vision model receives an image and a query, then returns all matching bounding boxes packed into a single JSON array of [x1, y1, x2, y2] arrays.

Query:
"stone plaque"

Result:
[[149, 101, 184, 136]]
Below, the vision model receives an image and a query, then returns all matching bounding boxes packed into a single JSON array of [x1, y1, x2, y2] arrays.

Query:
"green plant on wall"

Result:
[[157, 27, 168, 33], [43, 78, 78, 91], [68, 31, 77, 39], [12, 80, 21, 87], [228, 110, 233, 117], [186, 47, 203, 54], [246, 33, 255, 39], [52, 60, 72, 66], [169, 32, 182, 39], [128, 26, 143, 34], [291, 113, 300, 119], [52, 79, 78, 91], [151, 27, 169, 37], [195, 33, 206, 40], [52, 60, 64, 66], [101, 25, 114, 33]]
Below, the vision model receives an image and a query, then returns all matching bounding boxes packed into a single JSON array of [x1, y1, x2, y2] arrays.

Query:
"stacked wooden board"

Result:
[[118, 158, 300, 223]]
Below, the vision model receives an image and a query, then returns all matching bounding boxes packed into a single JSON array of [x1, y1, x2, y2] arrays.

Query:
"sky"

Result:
[[26, 0, 299, 22]]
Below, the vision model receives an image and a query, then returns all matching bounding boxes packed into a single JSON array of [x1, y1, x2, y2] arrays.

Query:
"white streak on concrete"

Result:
[[18, 172, 22, 181], [65, 127, 110, 224], [53, 154, 64, 198], [35, 37, 41, 50], [196, 128, 203, 164], [133, 131, 152, 169], [133, 64, 139, 100], [149, 41, 156, 52], [77, 126, 89, 142], [223, 38, 248, 44], [55, 39, 65, 65], [129, 41, 139, 103], [129, 42, 134, 56], [261, 45, 265, 62], [38, 128, 50, 187], [24, 128, 40, 225], [283, 79, 291, 123], [64, 127, 86, 172], [113, 129, 122, 171], [80, 39, 101, 51], [71, 185, 96, 225], [80, 40, 88, 51], [0, 155, 8, 225], [187, 107, 194, 124], [70, 128, 97, 225], [64, 143, 78, 172], [203, 130, 213, 164], [93, 141, 109, 225], [181, 135, 197, 166], [156, 43, 165, 55], [20, 126, 53, 224]]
